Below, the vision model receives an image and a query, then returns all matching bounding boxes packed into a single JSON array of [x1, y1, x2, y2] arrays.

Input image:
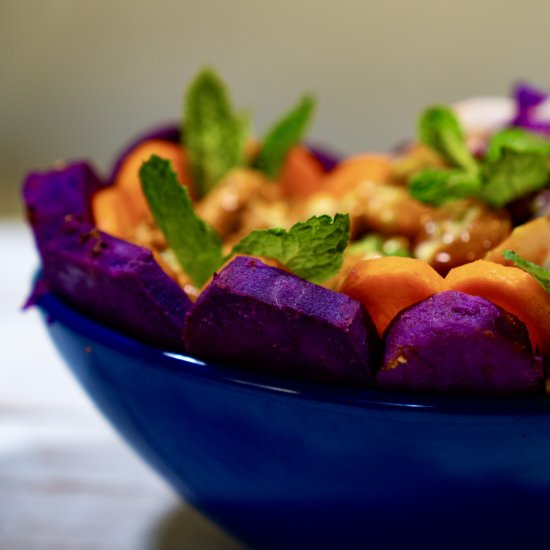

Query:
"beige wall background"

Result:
[[2, 0, 550, 215]]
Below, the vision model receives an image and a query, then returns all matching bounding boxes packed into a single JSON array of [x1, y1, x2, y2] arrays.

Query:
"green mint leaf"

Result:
[[485, 128, 550, 160], [419, 106, 478, 173], [140, 155, 224, 287], [409, 168, 482, 206], [503, 249, 550, 293], [481, 128, 550, 208], [253, 95, 316, 179], [231, 213, 350, 283], [184, 69, 248, 198]]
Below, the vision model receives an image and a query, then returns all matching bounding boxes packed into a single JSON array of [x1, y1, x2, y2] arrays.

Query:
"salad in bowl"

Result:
[[24, 71, 550, 396]]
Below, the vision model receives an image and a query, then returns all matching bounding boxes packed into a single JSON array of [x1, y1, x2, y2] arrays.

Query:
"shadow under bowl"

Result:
[[37, 291, 550, 549]]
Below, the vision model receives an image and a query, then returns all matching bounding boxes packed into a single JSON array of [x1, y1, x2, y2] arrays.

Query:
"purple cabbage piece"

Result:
[[184, 256, 379, 386], [378, 290, 543, 395], [23, 161, 191, 350], [510, 81, 550, 135], [514, 82, 546, 110], [307, 144, 341, 172]]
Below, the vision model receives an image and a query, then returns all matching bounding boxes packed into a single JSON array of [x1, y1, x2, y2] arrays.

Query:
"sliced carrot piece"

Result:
[[446, 259, 550, 354], [340, 256, 448, 335], [91, 187, 135, 239], [484, 217, 550, 267], [279, 145, 324, 199], [115, 139, 191, 217], [92, 139, 190, 236], [322, 154, 392, 197]]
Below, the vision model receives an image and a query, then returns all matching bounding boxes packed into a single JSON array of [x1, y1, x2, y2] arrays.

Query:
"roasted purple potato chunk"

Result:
[[23, 161, 104, 250], [23, 161, 192, 350], [378, 290, 543, 395], [38, 219, 191, 350], [184, 256, 379, 386]]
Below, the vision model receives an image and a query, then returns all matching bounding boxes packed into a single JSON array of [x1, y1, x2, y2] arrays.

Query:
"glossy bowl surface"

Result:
[[37, 291, 550, 549]]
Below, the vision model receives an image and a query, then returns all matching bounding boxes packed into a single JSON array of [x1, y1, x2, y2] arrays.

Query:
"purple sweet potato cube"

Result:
[[23, 161, 191, 350], [23, 161, 105, 251], [379, 290, 543, 395], [39, 218, 191, 350], [184, 256, 379, 386]]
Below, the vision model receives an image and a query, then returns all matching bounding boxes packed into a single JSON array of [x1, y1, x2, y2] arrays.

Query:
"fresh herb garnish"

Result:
[[503, 249, 550, 293], [481, 128, 550, 208], [409, 168, 482, 206], [418, 106, 479, 174], [184, 69, 249, 198], [411, 107, 550, 208], [181, 68, 317, 197], [253, 95, 316, 179], [231, 214, 350, 283], [140, 155, 224, 287], [140, 156, 349, 285]]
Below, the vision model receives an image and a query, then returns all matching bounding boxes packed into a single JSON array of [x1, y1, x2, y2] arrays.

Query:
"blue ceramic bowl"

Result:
[[36, 291, 550, 549]]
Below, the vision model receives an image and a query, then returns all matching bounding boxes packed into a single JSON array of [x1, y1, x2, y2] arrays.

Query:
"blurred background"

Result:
[[3, 0, 550, 216], [2, 0, 550, 547]]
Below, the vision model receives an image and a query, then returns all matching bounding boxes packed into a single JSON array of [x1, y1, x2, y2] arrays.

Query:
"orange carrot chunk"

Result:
[[446, 259, 550, 355], [115, 139, 191, 215], [484, 217, 550, 267], [340, 256, 448, 335], [279, 145, 325, 199], [92, 139, 190, 236]]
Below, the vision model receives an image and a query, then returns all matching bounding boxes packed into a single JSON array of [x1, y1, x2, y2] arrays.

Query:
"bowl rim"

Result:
[[36, 289, 550, 417]]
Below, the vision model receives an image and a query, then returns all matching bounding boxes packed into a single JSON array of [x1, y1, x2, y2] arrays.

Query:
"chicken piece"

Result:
[[302, 180, 435, 239], [390, 143, 448, 185], [196, 168, 281, 238], [414, 199, 511, 275]]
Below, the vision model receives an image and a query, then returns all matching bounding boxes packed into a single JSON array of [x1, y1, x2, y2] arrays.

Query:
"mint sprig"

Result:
[[411, 107, 550, 208], [481, 129, 550, 208], [140, 156, 349, 285], [503, 249, 550, 293], [184, 69, 248, 198], [253, 95, 316, 179], [418, 106, 479, 174], [181, 69, 317, 196], [409, 168, 482, 206], [140, 155, 224, 287], [231, 213, 350, 283]]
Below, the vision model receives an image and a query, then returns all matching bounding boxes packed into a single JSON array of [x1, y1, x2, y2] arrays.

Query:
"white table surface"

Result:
[[0, 219, 244, 549]]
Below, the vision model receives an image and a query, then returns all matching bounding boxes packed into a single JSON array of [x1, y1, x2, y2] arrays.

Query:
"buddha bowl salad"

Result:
[[24, 70, 550, 395]]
